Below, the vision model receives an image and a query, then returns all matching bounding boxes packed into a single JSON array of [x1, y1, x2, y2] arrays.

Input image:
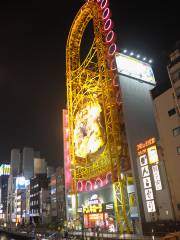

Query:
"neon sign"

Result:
[[0, 164, 10, 176]]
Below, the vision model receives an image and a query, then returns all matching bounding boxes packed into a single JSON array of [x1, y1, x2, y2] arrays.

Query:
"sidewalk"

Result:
[[69, 231, 160, 240]]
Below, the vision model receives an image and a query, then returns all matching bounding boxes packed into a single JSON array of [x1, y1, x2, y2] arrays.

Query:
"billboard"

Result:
[[0, 164, 10, 176], [16, 177, 30, 190], [116, 53, 155, 84]]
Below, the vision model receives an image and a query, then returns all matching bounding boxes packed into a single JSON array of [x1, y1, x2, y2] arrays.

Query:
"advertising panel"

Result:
[[116, 53, 155, 84], [16, 177, 30, 190], [152, 164, 162, 191], [147, 145, 159, 164], [0, 164, 10, 176]]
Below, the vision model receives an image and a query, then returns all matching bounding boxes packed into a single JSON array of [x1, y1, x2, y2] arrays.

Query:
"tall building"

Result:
[[152, 44, 180, 222], [0, 165, 10, 222], [167, 41, 180, 114], [116, 53, 174, 229], [30, 174, 48, 223], [34, 158, 47, 176], [64, 53, 174, 233], [49, 167, 65, 224], [22, 147, 40, 179], [11, 149, 21, 177]]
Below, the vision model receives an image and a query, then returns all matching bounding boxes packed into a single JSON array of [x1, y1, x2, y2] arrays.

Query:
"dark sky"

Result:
[[0, 1, 179, 166]]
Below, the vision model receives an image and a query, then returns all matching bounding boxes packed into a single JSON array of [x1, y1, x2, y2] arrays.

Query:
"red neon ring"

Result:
[[86, 181, 92, 191], [108, 43, 117, 56], [111, 58, 117, 71], [104, 19, 112, 32], [101, 0, 108, 9], [106, 30, 114, 43], [97, 0, 102, 3], [77, 181, 83, 191], [102, 8, 110, 20]]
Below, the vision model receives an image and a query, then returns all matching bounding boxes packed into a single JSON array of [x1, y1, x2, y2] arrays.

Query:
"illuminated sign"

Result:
[[16, 177, 30, 190], [141, 165, 150, 177], [146, 200, 156, 213], [74, 102, 105, 158], [0, 164, 10, 176], [139, 155, 148, 166], [83, 204, 102, 214], [137, 137, 156, 156], [152, 164, 162, 191], [143, 177, 152, 189], [116, 53, 155, 84], [137, 138, 158, 213], [145, 188, 154, 201], [147, 145, 159, 164]]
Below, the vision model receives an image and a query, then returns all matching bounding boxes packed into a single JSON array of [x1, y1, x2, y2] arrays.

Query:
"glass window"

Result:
[[168, 108, 176, 116], [176, 87, 180, 99], [177, 146, 180, 155], [173, 127, 180, 136]]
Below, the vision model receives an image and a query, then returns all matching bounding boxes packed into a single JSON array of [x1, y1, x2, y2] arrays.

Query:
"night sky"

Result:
[[0, 1, 179, 166]]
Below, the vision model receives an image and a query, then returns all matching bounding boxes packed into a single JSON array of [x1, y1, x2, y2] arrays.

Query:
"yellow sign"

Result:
[[147, 145, 159, 164], [83, 204, 102, 214]]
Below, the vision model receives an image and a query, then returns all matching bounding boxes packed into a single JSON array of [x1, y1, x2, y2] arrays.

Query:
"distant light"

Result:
[[130, 52, 134, 56], [143, 57, 147, 61], [149, 59, 153, 63], [137, 54, 140, 58], [123, 49, 127, 53]]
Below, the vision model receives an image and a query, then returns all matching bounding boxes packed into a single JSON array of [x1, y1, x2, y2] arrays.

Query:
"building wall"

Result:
[[153, 87, 180, 220], [23, 147, 34, 179], [11, 149, 21, 177], [118, 74, 173, 223], [34, 158, 47, 176]]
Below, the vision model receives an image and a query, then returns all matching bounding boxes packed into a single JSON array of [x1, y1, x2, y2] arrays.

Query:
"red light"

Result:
[[102, 8, 110, 20], [110, 58, 117, 71], [108, 43, 116, 56], [101, 0, 108, 9], [106, 30, 114, 43], [104, 18, 112, 31]]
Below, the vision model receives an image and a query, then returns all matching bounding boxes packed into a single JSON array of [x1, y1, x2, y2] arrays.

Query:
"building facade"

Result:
[[152, 46, 180, 222], [30, 174, 48, 223]]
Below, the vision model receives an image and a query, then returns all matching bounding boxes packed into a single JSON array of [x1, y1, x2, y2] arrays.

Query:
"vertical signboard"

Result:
[[137, 137, 163, 214]]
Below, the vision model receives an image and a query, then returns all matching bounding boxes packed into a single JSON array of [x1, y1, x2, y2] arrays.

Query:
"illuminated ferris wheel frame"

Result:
[[66, 0, 131, 233]]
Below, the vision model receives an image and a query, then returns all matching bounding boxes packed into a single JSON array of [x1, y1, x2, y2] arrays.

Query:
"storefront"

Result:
[[78, 185, 116, 232]]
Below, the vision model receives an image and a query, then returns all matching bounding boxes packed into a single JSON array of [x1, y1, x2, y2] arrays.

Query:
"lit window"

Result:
[[177, 146, 180, 155], [173, 127, 180, 136]]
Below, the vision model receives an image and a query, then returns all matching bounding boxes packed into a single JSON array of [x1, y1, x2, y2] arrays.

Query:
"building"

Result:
[[0, 164, 10, 222], [64, 53, 175, 233], [30, 174, 48, 223], [50, 167, 66, 225], [152, 45, 180, 222], [22, 147, 36, 179], [34, 158, 47, 176], [64, 0, 175, 234], [167, 41, 180, 114], [10, 149, 21, 177], [116, 53, 174, 230]]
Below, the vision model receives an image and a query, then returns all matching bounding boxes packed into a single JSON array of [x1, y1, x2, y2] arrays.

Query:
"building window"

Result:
[[168, 108, 176, 116], [176, 87, 180, 99], [177, 146, 180, 155], [173, 127, 180, 136]]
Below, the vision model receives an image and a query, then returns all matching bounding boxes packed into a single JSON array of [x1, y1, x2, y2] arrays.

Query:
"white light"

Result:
[[143, 57, 147, 61], [123, 49, 127, 53], [130, 52, 134, 56], [137, 54, 140, 58], [149, 59, 153, 63]]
